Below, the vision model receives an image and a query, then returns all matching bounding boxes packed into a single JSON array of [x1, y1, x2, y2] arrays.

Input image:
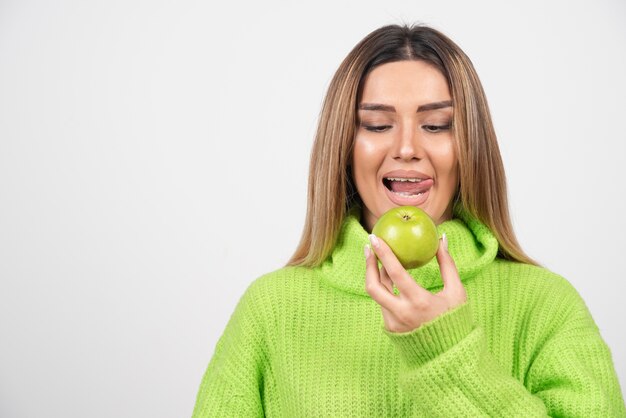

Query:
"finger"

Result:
[[436, 233, 463, 292], [369, 234, 429, 298], [364, 244, 398, 310], [379, 266, 394, 294]]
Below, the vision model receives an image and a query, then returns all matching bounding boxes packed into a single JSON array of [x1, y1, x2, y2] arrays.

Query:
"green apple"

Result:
[[372, 206, 439, 269]]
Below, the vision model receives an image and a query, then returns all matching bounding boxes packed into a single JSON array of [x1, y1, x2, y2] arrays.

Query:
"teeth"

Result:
[[385, 177, 423, 183], [392, 191, 425, 197]]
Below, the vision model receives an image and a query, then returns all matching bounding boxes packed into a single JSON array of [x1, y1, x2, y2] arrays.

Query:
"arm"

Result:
[[191, 281, 266, 418], [367, 227, 625, 416], [383, 291, 626, 417], [525, 285, 625, 416]]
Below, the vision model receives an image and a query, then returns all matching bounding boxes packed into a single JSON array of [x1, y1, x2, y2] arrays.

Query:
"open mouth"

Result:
[[382, 177, 433, 197]]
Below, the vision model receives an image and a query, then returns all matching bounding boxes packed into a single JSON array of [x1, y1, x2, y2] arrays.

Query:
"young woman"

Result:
[[192, 24, 626, 417]]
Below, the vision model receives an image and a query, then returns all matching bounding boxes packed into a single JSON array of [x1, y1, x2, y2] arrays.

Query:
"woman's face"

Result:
[[352, 60, 459, 232]]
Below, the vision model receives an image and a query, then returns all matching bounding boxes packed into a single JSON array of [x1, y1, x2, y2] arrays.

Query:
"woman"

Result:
[[192, 24, 626, 416]]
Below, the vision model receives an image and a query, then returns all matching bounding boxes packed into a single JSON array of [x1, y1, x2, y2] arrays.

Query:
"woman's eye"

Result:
[[361, 123, 451, 133], [423, 124, 451, 133], [362, 125, 391, 132]]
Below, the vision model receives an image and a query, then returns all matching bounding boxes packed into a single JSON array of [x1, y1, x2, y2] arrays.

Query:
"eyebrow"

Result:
[[358, 100, 453, 113]]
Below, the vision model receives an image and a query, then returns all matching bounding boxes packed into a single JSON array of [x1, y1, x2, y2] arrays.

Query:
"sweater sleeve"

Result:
[[382, 290, 626, 417], [191, 281, 267, 418]]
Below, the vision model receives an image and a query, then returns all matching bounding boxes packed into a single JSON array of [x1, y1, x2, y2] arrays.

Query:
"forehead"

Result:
[[360, 60, 450, 103]]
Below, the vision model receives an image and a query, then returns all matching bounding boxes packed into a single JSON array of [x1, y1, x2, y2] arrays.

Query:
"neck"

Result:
[[319, 203, 499, 295]]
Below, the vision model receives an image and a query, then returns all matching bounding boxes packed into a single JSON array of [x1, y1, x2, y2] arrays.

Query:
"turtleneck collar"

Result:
[[318, 203, 499, 296]]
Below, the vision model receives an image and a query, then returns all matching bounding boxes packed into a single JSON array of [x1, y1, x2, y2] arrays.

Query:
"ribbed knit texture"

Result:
[[192, 204, 626, 417]]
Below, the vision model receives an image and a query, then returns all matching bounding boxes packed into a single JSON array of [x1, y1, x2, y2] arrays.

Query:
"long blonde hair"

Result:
[[286, 23, 541, 268]]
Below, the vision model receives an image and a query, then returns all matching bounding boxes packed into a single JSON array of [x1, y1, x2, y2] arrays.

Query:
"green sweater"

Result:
[[192, 204, 626, 417]]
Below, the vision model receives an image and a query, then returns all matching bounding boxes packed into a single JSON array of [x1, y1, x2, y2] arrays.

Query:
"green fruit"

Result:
[[372, 206, 439, 269]]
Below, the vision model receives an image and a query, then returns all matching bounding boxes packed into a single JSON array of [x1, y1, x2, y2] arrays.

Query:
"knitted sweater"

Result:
[[192, 204, 626, 417]]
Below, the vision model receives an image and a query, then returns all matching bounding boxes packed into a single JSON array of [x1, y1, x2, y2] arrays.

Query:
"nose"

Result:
[[392, 120, 423, 161]]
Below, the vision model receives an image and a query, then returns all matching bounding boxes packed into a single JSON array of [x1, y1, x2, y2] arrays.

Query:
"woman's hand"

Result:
[[364, 233, 467, 333]]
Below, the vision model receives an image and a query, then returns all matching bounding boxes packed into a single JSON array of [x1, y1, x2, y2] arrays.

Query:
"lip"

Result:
[[383, 181, 432, 206], [382, 169, 432, 180]]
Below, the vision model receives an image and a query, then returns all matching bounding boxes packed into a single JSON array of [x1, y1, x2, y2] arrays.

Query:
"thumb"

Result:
[[436, 233, 462, 291]]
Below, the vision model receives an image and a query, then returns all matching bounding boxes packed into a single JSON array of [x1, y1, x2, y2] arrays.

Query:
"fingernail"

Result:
[[364, 244, 371, 259], [442, 232, 448, 251], [369, 234, 380, 248]]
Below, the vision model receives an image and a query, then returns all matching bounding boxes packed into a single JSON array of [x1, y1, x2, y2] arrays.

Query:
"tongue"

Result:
[[390, 179, 434, 193]]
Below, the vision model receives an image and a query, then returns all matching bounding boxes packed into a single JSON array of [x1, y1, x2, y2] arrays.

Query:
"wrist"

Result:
[[382, 301, 474, 367]]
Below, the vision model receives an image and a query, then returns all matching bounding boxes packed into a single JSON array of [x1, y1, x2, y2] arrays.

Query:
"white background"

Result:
[[1, 0, 625, 417]]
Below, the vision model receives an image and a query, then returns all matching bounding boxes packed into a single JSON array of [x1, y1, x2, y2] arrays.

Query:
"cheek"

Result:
[[352, 136, 383, 182], [433, 142, 458, 175], [429, 144, 458, 195]]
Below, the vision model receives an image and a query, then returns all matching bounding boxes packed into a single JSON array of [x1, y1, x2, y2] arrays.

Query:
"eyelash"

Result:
[[362, 124, 451, 133]]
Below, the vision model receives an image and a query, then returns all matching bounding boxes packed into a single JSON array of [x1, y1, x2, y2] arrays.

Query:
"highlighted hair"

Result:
[[286, 24, 540, 268]]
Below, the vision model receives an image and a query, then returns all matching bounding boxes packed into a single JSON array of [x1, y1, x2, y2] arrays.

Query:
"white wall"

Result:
[[1, 0, 624, 416]]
